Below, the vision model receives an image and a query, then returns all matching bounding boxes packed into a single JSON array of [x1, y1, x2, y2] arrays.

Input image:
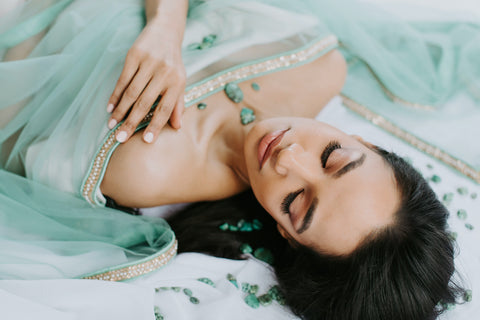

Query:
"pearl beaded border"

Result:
[[341, 95, 480, 183], [82, 240, 177, 281]]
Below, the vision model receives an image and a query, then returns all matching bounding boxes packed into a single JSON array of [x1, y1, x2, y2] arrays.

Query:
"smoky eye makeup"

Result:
[[321, 140, 341, 168]]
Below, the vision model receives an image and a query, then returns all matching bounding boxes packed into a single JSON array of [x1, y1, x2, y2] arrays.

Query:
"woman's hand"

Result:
[[107, 0, 188, 144]]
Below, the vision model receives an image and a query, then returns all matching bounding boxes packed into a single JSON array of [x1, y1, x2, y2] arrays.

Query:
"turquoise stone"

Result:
[[464, 289, 473, 302], [258, 294, 273, 306], [241, 283, 251, 293], [240, 107, 255, 125], [252, 219, 263, 230], [237, 219, 246, 228], [457, 209, 467, 220], [154, 306, 164, 320], [240, 243, 253, 254], [251, 82, 260, 91], [430, 175, 442, 183], [219, 223, 229, 231], [471, 193, 478, 199], [183, 288, 193, 297], [426, 163, 434, 169], [268, 286, 281, 300], [187, 43, 202, 50], [227, 273, 239, 288], [158, 287, 169, 291], [244, 294, 260, 309], [229, 225, 239, 232], [189, 297, 200, 304], [254, 247, 274, 265], [197, 102, 207, 110], [465, 223, 474, 230], [171, 287, 181, 292], [239, 222, 253, 232], [457, 187, 469, 195], [224, 83, 244, 103], [249, 284, 259, 295], [197, 278, 216, 287], [200, 42, 213, 50], [202, 34, 217, 44]]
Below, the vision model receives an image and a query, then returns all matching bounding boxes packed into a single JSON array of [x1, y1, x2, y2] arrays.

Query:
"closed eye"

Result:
[[321, 141, 341, 168]]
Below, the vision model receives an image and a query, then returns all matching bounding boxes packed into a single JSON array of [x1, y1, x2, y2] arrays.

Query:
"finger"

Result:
[[115, 79, 160, 143], [169, 95, 185, 130], [108, 55, 139, 113], [143, 90, 177, 143], [108, 67, 152, 130]]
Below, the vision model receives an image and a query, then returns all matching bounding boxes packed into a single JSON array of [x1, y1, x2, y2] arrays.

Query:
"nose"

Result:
[[274, 143, 318, 181]]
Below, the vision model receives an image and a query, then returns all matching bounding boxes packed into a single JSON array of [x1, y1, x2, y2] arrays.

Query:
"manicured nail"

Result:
[[116, 131, 127, 143], [144, 132, 153, 143], [107, 103, 114, 113], [108, 119, 117, 129]]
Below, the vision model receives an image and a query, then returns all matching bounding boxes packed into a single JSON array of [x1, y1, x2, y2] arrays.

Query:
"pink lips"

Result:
[[258, 129, 289, 169]]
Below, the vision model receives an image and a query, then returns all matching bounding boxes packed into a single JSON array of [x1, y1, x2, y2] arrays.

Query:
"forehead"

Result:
[[300, 148, 399, 254]]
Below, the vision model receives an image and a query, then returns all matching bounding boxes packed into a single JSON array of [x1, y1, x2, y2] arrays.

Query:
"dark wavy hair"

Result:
[[110, 147, 464, 319]]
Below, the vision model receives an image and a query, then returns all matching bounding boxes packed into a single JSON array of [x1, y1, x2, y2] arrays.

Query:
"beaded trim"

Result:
[[183, 35, 338, 105], [82, 240, 177, 281], [341, 95, 480, 183], [81, 35, 338, 205]]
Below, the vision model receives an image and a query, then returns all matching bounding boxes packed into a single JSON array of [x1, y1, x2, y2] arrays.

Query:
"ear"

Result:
[[277, 224, 299, 248]]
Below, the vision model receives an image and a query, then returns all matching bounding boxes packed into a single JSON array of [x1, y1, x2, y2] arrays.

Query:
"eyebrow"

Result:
[[297, 153, 367, 234]]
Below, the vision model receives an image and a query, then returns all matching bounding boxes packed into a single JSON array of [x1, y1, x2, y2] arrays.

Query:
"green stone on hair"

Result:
[[254, 247, 274, 265], [464, 289, 473, 302], [252, 219, 263, 230], [240, 243, 253, 254], [219, 223, 229, 231]]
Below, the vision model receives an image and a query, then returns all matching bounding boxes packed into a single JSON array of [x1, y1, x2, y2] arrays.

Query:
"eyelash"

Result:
[[321, 140, 341, 168], [281, 188, 304, 215]]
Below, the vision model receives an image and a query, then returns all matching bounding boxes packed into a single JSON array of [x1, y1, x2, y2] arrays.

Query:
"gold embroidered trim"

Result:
[[183, 35, 338, 104], [82, 127, 120, 204], [83, 240, 177, 281], [341, 95, 480, 183]]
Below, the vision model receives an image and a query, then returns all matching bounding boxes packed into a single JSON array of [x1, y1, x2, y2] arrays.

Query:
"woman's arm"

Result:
[[108, 0, 189, 144]]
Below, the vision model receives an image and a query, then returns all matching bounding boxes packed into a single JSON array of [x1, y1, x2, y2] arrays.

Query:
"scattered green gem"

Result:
[[227, 273, 239, 288], [240, 107, 255, 125], [251, 82, 260, 91], [258, 294, 273, 306], [465, 223, 474, 230], [252, 219, 263, 230], [187, 43, 202, 50], [277, 296, 286, 306], [244, 294, 260, 309], [197, 102, 207, 110], [183, 288, 193, 297], [241, 283, 251, 293], [457, 209, 467, 220], [155, 288, 160, 292], [202, 34, 217, 44], [449, 231, 458, 241], [426, 164, 434, 169], [464, 289, 473, 302], [268, 286, 281, 300], [154, 306, 164, 320], [189, 296, 200, 304], [229, 225, 239, 232], [237, 219, 246, 228], [254, 247, 274, 265], [158, 287, 170, 291], [224, 82, 244, 103], [443, 193, 454, 203], [171, 287, 181, 292], [471, 193, 478, 199], [197, 278, 215, 287], [430, 175, 442, 183], [227, 273, 236, 281], [240, 243, 253, 254], [200, 42, 213, 50], [249, 284, 259, 295], [457, 187, 469, 195], [219, 223, 229, 231], [239, 222, 253, 232]]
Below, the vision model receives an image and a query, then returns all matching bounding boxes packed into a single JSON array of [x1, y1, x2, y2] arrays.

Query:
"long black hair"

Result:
[[165, 147, 464, 320]]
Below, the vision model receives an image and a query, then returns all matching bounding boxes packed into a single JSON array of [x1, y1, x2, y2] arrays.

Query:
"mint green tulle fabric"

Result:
[[0, 0, 479, 279]]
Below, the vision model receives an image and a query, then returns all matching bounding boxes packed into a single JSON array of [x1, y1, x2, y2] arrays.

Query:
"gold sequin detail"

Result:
[[82, 240, 177, 281], [341, 95, 480, 183], [183, 35, 338, 104]]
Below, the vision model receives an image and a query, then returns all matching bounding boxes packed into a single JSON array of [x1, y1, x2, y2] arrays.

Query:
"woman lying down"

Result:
[[2, 0, 477, 319]]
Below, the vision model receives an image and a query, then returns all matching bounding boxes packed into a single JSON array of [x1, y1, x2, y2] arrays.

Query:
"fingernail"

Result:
[[116, 131, 127, 143], [107, 103, 114, 113], [108, 119, 117, 129], [144, 132, 153, 143]]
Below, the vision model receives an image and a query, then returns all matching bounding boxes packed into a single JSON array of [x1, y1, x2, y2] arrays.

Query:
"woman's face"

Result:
[[244, 117, 399, 255]]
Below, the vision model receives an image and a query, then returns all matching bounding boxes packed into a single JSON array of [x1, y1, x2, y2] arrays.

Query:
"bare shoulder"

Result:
[[245, 49, 347, 119]]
